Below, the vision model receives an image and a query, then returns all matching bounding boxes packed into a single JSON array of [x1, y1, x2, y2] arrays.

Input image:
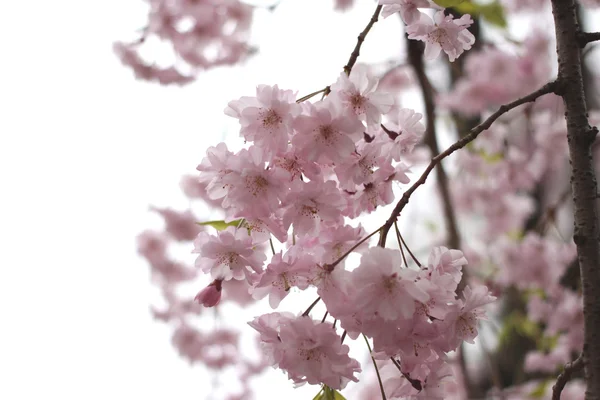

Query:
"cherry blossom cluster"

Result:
[[379, 0, 475, 62], [115, 0, 254, 85], [131, 0, 600, 398], [185, 38, 502, 393]]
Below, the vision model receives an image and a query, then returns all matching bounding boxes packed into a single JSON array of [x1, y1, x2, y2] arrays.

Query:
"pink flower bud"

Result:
[[195, 280, 222, 307]]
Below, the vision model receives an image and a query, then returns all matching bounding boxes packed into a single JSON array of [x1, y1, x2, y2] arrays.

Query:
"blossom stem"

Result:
[[269, 238, 276, 255], [326, 228, 381, 270], [398, 230, 421, 268], [301, 296, 321, 317], [363, 334, 387, 400], [321, 311, 329, 323], [296, 87, 329, 103], [394, 222, 408, 267]]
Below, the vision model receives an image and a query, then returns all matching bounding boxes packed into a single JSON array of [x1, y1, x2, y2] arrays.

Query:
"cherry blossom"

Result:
[[193, 226, 266, 281], [406, 11, 475, 62]]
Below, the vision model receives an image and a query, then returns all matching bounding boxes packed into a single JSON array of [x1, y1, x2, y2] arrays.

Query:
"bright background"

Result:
[[1, 1, 598, 399]]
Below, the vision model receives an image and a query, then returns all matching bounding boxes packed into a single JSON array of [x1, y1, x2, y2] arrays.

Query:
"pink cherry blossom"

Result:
[[292, 100, 364, 163], [440, 285, 496, 348], [280, 179, 345, 235], [193, 226, 266, 281], [379, 108, 425, 162], [330, 64, 395, 127], [251, 252, 315, 308], [276, 316, 361, 389], [225, 85, 300, 156], [379, 0, 431, 24], [406, 11, 475, 62], [351, 247, 430, 320]]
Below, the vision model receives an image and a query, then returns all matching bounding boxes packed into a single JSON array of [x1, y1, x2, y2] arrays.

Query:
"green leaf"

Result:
[[479, 1, 508, 28], [312, 387, 324, 400], [528, 380, 549, 398], [455, 1, 507, 28], [433, 0, 466, 7], [196, 219, 243, 231], [315, 386, 346, 400]]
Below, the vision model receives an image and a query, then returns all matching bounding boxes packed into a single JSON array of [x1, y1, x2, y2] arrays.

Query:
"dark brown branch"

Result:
[[377, 81, 557, 247], [578, 31, 600, 47], [343, 5, 382, 76], [405, 34, 461, 254], [551, 1, 600, 397], [552, 355, 584, 400]]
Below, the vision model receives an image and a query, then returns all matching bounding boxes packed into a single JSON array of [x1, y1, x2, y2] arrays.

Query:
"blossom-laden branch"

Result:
[[378, 80, 559, 247], [343, 5, 383, 76], [552, 354, 584, 400]]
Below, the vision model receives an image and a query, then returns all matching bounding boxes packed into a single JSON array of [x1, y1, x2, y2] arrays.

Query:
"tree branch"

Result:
[[578, 31, 600, 47], [377, 81, 557, 247], [405, 34, 461, 253], [343, 5, 382, 76], [550, 1, 600, 398], [552, 355, 584, 400]]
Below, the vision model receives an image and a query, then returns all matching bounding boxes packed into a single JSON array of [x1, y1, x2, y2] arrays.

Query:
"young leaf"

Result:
[[196, 219, 243, 231], [433, 0, 466, 7]]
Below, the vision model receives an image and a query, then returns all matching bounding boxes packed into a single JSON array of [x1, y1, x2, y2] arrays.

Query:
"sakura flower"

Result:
[[379, 108, 425, 162], [193, 226, 266, 281], [334, 141, 390, 189], [406, 11, 475, 62], [379, 0, 431, 24], [292, 100, 364, 163], [346, 163, 409, 217], [197, 142, 235, 202], [252, 252, 315, 308], [225, 84, 300, 156], [220, 146, 286, 218], [351, 247, 430, 321], [330, 64, 394, 127], [281, 179, 345, 235], [277, 316, 361, 389], [440, 285, 496, 348]]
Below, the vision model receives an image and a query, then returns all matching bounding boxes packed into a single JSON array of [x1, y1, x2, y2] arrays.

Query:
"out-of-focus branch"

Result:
[[405, 35, 461, 252], [552, 355, 584, 400]]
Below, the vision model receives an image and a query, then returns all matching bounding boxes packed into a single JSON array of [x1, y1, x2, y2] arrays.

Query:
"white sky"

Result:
[[1, 1, 598, 399]]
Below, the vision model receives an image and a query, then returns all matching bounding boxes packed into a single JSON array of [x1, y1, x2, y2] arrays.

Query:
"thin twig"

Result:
[[398, 231, 421, 268], [394, 222, 409, 266], [343, 5, 383, 76], [301, 297, 321, 317], [377, 81, 557, 247], [552, 355, 583, 400], [325, 228, 381, 270], [296, 87, 329, 103], [363, 334, 387, 400]]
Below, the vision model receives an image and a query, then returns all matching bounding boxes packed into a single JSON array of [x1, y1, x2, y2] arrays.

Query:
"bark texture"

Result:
[[550, 1, 600, 398]]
